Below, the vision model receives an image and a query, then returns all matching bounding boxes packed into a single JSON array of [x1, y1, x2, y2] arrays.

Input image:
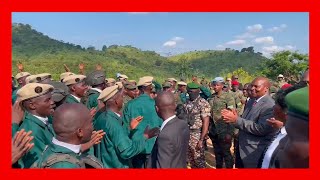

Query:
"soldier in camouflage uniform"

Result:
[[231, 80, 244, 115], [208, 77, 236, 168], [184, 82, 211, 168]]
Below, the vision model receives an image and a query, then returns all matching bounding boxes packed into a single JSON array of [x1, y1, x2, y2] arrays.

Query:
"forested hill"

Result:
[[12, 23, 268, 81]]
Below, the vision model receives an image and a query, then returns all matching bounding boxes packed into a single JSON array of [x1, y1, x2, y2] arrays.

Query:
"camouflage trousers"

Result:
[[187, 131, 206, 168], [211, 133, 234, 168]]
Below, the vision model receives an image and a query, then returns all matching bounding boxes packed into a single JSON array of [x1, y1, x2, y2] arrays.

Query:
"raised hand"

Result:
[[143, 125, 160, 139], [96, 64, 102, 71], [130, 116, 143, 130], [12, 129, 34, 164], [12, 100, 24, 125], [63, 64, 71, 72], [17, 62, 24, 72], [80, 130, 106, 152]]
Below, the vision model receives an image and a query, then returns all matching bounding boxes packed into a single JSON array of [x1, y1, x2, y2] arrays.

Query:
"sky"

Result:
[[12, 12, 309, 57]]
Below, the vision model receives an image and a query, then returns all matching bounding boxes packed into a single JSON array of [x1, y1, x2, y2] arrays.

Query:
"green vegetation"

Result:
[[12, 23, 308, 84]]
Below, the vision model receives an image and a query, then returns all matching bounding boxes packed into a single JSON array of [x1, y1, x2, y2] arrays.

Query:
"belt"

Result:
[[190, 129, 201, 132]]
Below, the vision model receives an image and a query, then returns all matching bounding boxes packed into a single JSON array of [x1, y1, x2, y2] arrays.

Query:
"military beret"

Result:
[[167, 78, 178, 82], [137, 76, 154, 87], [35, 73, 52, 82], [119, 74, 128, 79], [187, 82, 200, 89], [97, 85, 121, 102], [124, 82, 137, 90], [60, 72, 75, 81], [162, 82, 172, 88], [232, 80, 239, 86], [63, 75, 86, 86], [106, 78, 116, 83], [177, 81, 187, 86], [48, 81, 69, 102], [17, 83, 54, 101], [85, 70, 106, 86], [212, 77, 224, 83], [25, 75, 39, 84], [115, 82, 123, 89], [15, 72, 31, 80], [285, 87, 309, 121]]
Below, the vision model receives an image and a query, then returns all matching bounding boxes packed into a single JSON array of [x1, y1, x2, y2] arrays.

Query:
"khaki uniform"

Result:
[[184, 96, 211, 168]]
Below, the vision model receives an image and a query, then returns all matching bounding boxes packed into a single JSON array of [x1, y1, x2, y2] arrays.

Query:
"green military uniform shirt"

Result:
[[122, 94, 162, 154], [179, 92, 188, 104], [121, 95, 133, 113], [233, 90, 244, 114], [12, 87, 21, 105], [17, 112, 55, 168], [94, 110, 146, 168], [64, 94, 81, 104], [208, 91, 236, 136], [35, 143, 81, 168], [86, 89, 101, 109]]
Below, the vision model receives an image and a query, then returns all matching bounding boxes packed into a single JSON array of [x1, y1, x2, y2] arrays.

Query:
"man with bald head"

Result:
[[147, 92, 189, 168], [34, 104, 103, 168], [221, 77, 277, 168]]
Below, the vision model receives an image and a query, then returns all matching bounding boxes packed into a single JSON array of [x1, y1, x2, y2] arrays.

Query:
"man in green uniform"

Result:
[[123, 82, 138, 107], [34, 103, 103, 168], [184, 82, 211, 168], [177, 81, 188, 104], [48, 81, 70, 109], [94, 85, 159, 168], [106, 78, 116, 87], [167, 78, 178, 93], [63, 74, 88, 104], [208, 77, 236, 168], [85, 70, 106, 109], [15, 83, 55, 168], [122, 76, 163, 168], [231, 80, 244, 114], [162, 81, 172, 92], [12, 72, 30, 105]]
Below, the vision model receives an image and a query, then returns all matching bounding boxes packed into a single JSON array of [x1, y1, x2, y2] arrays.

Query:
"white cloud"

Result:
[[268, 24, 287, 32], [163, 41, 177, 47], [162, 36, 185, 48], [171, 37, 184, 42], [216, 45, 225, 50], [226, 39, 246, 45], [254, 36, 274, 44], [247, 24, 263, 33], [262, 45, 296, 55]]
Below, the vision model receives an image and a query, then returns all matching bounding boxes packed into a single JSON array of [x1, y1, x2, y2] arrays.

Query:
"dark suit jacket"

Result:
[[235, 95, 277, 168], [147, 117, 190, 168]]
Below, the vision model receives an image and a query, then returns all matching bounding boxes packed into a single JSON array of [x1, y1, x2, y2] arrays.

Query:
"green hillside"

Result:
[[12, 23, 267, 82]]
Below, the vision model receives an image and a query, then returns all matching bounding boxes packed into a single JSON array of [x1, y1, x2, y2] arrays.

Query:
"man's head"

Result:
[[106, 78, 116, 87], [167, 78, 177, 89], [243, 83, 250, 97], [250, 77, 271, 98], [279, 87, 309, 168], [98, 85, 123, 110], [35, 73, 52, 84], [15, 72, 31, 87], [300, 68, 309, 86], [60, 72, 75, 82], [63, 75, 88, 98], [231, 80, 240, 92], [187, 82, 200, 101], [118, 74, 128, 83], [124, 82, 138, 99], [18, 83, 55, 117], [162, 82, 172, 92], [53, 103, 93, 144], [231, 75, 239, 81], [137, 76, 154, 95], [86, 70, 106, 90], [177, 81, 187, 92], [49, 81, 70, 109], [277, 74, 284, 81], [211, 77, 225, 93], [155, 91, 177, 120]]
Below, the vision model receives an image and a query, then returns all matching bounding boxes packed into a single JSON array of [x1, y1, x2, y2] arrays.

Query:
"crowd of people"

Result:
[[11, 63, 309, 168]]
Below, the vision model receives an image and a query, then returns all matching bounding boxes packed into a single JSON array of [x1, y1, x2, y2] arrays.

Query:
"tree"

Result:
[[102, 45, 107, 51], [175, 56, 193, 81], [247, 46, 254, 53], [260, 51, 309, 81]]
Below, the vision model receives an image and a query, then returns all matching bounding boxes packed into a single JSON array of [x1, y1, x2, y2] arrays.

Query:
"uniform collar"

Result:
[[71, 94, 81, 103], [52, 137, 81, 154], [32, 114, 49, 125]]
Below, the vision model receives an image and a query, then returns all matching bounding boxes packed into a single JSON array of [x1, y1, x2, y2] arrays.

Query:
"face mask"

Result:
[[188, 91, 199, 101]]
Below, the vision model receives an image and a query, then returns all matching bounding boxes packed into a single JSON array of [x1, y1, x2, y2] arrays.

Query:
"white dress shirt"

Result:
[[32, 114, 49, 125], [52, 137, 81, 154], [160, 115, 176, 131], [261, 127, 287, 168], [255, 94, 266, 103], [71, 94, 81, 103]]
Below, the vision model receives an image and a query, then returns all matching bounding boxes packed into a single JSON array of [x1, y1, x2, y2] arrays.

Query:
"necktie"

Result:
[[253, 100, 257, 106]]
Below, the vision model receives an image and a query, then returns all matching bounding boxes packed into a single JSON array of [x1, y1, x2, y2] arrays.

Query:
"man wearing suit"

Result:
[[221, 77, 277, 168], [147, 92, 190, 168]]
